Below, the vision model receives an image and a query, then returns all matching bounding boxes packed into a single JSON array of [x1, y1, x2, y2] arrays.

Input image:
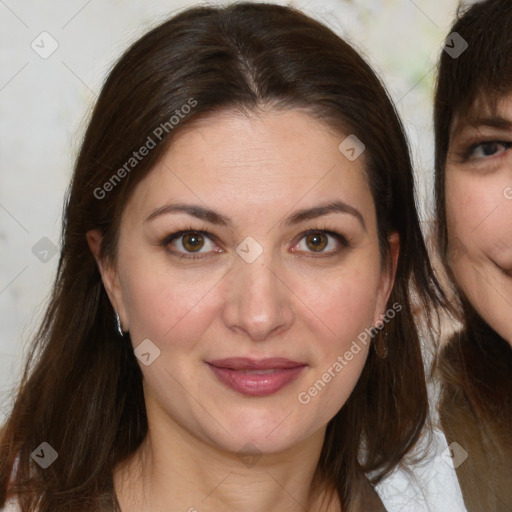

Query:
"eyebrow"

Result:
[[145, 200, 366, 231], [284, 200, 366, 230], [452, 115, 512, 138], [145, 203, 231, 225]]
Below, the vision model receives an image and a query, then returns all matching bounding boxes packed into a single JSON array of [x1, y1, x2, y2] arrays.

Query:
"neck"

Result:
[[113, 409, 339, 512]]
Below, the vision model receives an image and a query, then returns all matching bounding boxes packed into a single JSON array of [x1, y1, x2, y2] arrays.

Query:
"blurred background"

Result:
[[0, 0, 471, 418]]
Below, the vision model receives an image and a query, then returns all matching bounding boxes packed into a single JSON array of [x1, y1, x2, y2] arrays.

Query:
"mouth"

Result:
[[490, 257, 512, 277], [206, 358, 307, 397]]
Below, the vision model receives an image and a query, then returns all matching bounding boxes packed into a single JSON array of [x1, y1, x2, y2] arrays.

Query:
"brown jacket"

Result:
[[438, 329, 512, 512]]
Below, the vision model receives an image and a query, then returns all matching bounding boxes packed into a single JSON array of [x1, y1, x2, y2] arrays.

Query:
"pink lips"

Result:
[[207, 357, 306, 397]]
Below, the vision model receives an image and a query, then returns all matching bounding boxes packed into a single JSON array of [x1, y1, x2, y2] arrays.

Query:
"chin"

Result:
[[201, 408, 315, 456]]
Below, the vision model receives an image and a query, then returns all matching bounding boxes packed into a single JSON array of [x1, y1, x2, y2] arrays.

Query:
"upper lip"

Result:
[[207, 357, 306, 370]]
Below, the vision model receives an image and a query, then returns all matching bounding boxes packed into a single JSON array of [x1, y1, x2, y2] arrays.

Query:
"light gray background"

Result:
[[0, 0, 468, 417]]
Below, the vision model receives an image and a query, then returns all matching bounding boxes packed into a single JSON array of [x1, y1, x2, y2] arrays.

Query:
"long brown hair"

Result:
[[1, 3, 442, 510], [433, 0, 512, 422]]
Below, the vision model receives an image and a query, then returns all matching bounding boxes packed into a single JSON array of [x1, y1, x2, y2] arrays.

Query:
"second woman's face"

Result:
[[445, 94, 512, 344], [105, 109, 396, 456]]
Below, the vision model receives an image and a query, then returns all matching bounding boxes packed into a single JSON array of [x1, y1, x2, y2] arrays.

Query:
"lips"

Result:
[[207, 358, 306, 396]]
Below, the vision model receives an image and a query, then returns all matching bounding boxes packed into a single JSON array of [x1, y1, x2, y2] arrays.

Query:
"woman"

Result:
[[1, 3, 453, 511], [434, 0, 512, 510]]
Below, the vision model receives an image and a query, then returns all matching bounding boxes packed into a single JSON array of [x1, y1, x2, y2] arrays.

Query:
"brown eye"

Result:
[[293, 230, 348, 256], [165, 230, 219, 259], [181, 232, 205, 252], [305, 232, 328, 252]]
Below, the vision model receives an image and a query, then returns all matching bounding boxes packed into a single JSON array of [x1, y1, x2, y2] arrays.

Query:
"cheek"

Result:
[[489, 215, 512, 271], [290, 257, 383, 353], [292, 268, 378, 426], [311, 275, 378, 330], [119, 255, 222, 345], [445, 175, 479, 240], [446, 173, 512, 262]]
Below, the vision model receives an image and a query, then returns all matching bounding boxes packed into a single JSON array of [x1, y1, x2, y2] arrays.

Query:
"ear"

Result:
[[373, 232, 400, 325], [86, 229, 129, 331]]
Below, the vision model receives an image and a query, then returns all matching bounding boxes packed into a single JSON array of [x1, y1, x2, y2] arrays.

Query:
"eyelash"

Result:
[[160, 226, 351, 260], [461, 140, 512, 162]]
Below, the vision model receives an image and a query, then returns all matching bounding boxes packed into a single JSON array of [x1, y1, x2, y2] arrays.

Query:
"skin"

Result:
[[445, 95, 512, 346], [87, 109, 398, 512]]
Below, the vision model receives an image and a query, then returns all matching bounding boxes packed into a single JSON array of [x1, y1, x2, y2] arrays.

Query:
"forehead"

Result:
[[123, 108, 375, 223], [167, 107, 354, 169]]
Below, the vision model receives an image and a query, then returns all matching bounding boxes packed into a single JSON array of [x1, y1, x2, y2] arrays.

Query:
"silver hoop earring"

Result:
[[115, 312, 124, 337]]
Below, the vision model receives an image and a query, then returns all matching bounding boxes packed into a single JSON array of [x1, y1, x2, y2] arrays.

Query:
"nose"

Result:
[[222, 256, 295, 342]]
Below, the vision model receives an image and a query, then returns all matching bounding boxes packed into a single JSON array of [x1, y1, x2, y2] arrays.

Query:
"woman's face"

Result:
[[445, 94, 512, 345], [94, 109, 397, 455]]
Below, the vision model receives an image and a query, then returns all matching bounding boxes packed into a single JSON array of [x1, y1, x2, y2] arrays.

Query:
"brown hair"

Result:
[[1, 3, 442, 510], [433, 0, 512, 420]]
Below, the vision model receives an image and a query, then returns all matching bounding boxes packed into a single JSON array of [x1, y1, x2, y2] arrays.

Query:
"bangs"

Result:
[[437, 0, 512, 129], [450, 91, 512, 139]]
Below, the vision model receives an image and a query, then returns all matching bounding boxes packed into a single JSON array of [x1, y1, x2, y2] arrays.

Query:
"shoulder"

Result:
[[374, 427, 467, 512]]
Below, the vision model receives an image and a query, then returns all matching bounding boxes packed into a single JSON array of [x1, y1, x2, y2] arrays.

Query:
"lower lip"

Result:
[[207, 364, 305, 396]]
